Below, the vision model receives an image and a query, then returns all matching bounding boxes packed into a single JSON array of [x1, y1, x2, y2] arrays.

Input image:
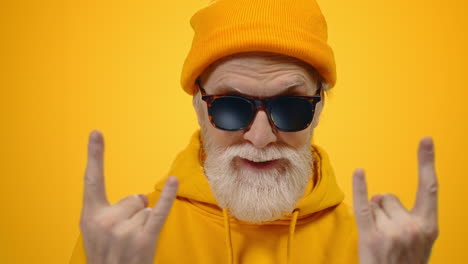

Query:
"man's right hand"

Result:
[[79, 130, 179, 264]]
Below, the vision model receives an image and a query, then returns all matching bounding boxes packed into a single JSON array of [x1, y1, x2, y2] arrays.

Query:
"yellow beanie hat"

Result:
[[181, 0, 336, 95]]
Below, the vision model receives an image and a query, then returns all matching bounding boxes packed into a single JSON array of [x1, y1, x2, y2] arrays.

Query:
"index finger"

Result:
[[352, 168, 374, 232], [412, 137, 438, 221], [83, 130, 109, 211]]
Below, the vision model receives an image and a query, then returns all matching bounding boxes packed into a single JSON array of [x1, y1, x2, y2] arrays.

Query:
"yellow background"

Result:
[[0, 0, 466, 263]]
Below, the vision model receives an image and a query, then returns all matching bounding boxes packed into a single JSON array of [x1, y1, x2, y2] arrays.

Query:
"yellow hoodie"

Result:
[[70, 130, 359, 264]]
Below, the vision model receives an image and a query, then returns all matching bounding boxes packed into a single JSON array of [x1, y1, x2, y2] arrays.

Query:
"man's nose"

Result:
[[243, 110, 277, 148]]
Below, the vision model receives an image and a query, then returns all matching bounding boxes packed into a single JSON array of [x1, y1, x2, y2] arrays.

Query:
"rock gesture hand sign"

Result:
[[352, 137, 439, 264], [79, 131, 179, 264]]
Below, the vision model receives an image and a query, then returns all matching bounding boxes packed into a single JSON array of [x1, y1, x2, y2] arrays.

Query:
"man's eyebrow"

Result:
[[211, 80, 310, 95], [278, 81, 308, 95], [211, 84, 243, 94]]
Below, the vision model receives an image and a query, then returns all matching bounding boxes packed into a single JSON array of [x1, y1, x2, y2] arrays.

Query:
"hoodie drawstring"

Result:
[[222, 208, 299, 264], [223, 208, 234, 264], [287, 208, 299, 264]]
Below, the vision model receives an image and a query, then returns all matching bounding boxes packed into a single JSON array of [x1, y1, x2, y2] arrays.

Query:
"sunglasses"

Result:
[[197, 80, 322, 132]]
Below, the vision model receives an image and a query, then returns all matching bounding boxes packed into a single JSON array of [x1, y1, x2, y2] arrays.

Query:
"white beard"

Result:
[[202, 135, 314, 223]]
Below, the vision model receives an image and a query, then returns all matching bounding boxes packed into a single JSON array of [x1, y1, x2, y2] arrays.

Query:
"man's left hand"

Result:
[[352, 137, 439, 264]]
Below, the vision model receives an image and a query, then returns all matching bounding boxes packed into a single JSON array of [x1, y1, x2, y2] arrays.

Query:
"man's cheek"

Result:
[[213, 133, 241, 148]]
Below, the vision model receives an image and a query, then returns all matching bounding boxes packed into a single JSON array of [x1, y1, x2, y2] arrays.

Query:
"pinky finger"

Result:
[[144, 177, 179, 235]]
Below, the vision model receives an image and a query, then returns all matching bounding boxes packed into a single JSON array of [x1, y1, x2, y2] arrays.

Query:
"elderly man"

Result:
[[71, 0, 438, 263]]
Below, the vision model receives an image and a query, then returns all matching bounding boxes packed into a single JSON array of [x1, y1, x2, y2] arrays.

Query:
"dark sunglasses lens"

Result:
[[270, 97, 314, 132], [210, 97, 254, 130]]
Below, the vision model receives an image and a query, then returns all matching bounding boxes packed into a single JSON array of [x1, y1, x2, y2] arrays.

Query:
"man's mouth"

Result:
[[238, 157, 282, 170]]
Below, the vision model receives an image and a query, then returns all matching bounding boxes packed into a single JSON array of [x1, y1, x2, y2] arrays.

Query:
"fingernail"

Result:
[[137, 194, 149, 207], [371, 194, 383, 204], [167, 176, 179, 185], [424, 137, 434, 153], [90, 130, 102, 143], [355, 168, 365, 178]]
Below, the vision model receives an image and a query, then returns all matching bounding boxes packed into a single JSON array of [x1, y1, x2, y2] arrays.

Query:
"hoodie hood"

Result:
[[154, 130, 344, 223]]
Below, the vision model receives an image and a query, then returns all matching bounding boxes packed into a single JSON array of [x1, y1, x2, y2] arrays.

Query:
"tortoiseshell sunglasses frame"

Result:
[[196, 79, 322, 132]]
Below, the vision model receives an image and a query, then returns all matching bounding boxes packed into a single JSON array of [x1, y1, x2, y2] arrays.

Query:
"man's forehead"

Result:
[[200, 52, 319, 96], [209, 54, 314, 75]]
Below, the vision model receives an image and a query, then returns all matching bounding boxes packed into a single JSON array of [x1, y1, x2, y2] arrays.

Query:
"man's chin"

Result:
[[210, 170, 302, 223]]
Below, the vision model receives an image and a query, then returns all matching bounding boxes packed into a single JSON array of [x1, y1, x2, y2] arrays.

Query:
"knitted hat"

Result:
[[180, 0, 336, 95]]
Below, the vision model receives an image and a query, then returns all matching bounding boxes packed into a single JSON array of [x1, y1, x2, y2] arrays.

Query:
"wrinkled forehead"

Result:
[[199, 52, 320, 97]]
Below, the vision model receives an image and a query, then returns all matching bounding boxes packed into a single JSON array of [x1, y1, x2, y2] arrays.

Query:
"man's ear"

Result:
[[192, 91, 204, 128], [311, 91, 325, 128]]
